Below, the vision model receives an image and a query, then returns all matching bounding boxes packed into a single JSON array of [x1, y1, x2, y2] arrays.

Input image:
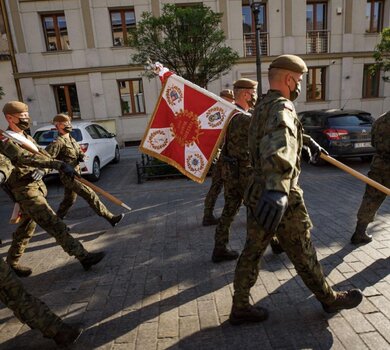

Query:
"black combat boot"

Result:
[[79, 251, 106, 271], [211, 247, 239, 263], [10, 264, 32, 277], [350, 222, 372, 245], [229, 305, 269, 325], [321, 289, 363, 313], [202, 213, 219, 226], [109, 213, 124, 227], [53, 323, 82, 347], [270, 237, 284, 255]]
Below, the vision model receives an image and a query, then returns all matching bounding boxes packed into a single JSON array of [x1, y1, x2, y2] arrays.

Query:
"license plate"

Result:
[[354, 142, 371, 148]]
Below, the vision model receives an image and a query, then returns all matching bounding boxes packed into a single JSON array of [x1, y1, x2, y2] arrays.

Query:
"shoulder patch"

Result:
[[283, 101, 295, 112]]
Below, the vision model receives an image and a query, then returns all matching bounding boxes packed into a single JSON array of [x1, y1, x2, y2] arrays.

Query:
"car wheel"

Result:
[[112, 146, 120, 164], [361, 155, 373, 163], [87, 157, 101, 182]]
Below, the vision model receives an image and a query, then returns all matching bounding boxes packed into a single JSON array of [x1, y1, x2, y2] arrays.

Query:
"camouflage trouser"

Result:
[[233, 187, 336, 308], [357, 168, 390, 225], [204, 158, 223, 216], [214, 165, 251, 248], [8, 185, 87, 264], [0, 259, 63, 338], [57, 174, 114, 220]]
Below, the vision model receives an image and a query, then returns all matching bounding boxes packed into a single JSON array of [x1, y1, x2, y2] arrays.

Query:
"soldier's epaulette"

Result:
[[283, 101, 295, 112]]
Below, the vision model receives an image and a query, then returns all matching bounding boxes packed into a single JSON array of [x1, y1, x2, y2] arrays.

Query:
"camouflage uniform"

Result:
[[232, 90, 337, 308], [203, 153, 223, 218], [356, 111, 390, 226], [0, 133, 88, 268], [214, 109, 253, 248], [46, 134, 115, 220]]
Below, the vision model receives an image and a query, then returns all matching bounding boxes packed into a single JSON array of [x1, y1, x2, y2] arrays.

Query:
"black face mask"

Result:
[[247, 92, 257, 108], [289, 78, 301, 101], [15, 118, 31, 131], [63, 126, 73, 133]]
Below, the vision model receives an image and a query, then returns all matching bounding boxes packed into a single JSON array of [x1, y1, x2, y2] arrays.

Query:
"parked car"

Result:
[[33, 121, 120, 181], [298, 109, 376, 164]]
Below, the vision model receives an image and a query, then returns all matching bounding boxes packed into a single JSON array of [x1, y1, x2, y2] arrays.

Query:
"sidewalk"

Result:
[[0, 148, 389, 349]]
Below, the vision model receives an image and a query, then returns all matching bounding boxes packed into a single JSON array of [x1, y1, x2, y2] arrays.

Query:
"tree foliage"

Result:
[[128, 4, 239, 87], [371, 27, 390, 82]]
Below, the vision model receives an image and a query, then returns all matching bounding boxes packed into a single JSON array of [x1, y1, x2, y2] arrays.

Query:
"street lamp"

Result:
[[249, 0, 263, 99]]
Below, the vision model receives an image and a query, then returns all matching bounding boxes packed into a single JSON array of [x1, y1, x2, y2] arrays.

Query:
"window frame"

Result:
[[109, 8, 136, 47], [366, 0, 384, 33], [53, 84, 80, 119], [41, 12, 69, 52], [362, 64, 380, 98], [118, 78, 146, 116], [306, 66, 327, 102]]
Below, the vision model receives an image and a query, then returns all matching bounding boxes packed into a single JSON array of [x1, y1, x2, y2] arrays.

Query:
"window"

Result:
[[42, 13, 70, 51], [366, 0, 384, 33], [110, 9, 136, 47], [362, 64, 380, 98], [86, 125, 100, 139], [306, 2, 328, 53], [307, 67, 326, 101], [94, 124, 110, 138], [242, 1, 267, 56], [118, 79, 145, 115], [53, 84, 80, 118]]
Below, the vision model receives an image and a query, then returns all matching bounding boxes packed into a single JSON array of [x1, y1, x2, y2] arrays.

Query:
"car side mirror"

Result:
[[108, 132, 116, 138]]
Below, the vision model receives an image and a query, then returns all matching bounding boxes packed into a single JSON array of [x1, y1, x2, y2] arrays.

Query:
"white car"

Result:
[[33, 121, 120, 181]]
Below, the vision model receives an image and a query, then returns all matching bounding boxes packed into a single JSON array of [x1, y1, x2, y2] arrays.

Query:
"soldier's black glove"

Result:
[[304, 138, 329, 164], [59, 162, 77, 179], [31, 169, 45, 181], [0, 172, 5, 185], [78, 153, 85, 162], [254, 190, 288, 233]]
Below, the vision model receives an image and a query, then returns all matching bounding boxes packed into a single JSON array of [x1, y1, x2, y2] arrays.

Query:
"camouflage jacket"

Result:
[[245, 90, 311, 207], [222, 109, 252, 165], [0, 131, 63, 191], [0, 153, 13, 181], [46, 134, 84, 169], [371, 111, 390, 171]]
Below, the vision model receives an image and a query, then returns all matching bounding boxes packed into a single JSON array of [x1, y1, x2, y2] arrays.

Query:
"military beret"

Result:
[[2, 101, 28, 115], [269, 54, 308, 73], [53, 114, 71, 123], [219, 89, 234, 100], [233, 78, 258, 89]]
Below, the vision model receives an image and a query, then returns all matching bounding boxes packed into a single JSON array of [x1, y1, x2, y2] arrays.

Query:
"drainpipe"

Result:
[[0, 0, 22, 100]]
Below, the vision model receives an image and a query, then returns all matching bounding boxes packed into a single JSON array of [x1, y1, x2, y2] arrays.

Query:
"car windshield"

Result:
[[33, 129, 82, 146], [328, 115, 373, 127]]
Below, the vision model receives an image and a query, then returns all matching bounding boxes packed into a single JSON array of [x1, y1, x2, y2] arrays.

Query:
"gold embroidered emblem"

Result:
[[166, 85, 183, 106], [186, 153, 205, 173], [148, 130, 169, 151], [170, 109, 201, 147], [206, 107, 225, 128]]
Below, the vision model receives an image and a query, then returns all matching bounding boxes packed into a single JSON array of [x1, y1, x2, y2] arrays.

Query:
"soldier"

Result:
[[0, 154, 82, 347], [1, 101, 105, 277], [351, 111, 390, 244], [202, 89, 235, 226], [211, 79, 257, 262], [46, 114, 124, 226], [229, 55, 363, 325]]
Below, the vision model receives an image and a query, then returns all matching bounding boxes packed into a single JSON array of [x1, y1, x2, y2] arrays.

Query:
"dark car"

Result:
[[298, 109, 376, 164]]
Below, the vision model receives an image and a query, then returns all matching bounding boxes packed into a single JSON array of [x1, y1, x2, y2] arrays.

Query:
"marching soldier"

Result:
[[0, 154, 82, 347], [230, 55, 363, 325], [1, 101, 105, 277], [211, 79, 257, 262], [202, 89, 235, 226], [351, 111, 390, 244], [46, 114, 124, 226]]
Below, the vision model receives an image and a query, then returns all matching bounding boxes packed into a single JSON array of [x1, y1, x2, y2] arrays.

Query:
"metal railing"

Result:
[[306, 30, 330, 54], [243, 32, 269, 57]]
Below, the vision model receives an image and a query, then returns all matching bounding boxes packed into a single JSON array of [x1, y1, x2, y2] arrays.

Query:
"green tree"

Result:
[[128, 4, 239, 87], [371, 27, 390, 82]]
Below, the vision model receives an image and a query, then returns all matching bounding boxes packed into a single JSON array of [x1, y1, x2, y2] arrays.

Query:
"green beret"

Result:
[[2, 101, 28, 115], [219, 89, 234, 100], [53, 114, 71, 123], [269, 54, 308, 73], [233, 78, 258, 89]]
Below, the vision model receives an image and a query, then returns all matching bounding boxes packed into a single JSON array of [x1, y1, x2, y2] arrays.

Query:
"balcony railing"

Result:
[[306, 30, 330, 54], [243, 32, 269, 57]]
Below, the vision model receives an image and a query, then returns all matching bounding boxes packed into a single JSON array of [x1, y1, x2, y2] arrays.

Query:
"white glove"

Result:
[[31, 169, 45, 181]]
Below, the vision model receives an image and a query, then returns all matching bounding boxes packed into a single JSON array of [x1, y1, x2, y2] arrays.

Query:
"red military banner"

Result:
[[140, 73, 238, 183]]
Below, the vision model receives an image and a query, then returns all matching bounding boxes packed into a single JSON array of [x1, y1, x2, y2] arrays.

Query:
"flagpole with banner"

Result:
[[139, 63, 239, 183]]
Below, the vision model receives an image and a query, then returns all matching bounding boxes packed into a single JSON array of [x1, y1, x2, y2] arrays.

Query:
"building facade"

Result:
[[1, 0, 389, 145]]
